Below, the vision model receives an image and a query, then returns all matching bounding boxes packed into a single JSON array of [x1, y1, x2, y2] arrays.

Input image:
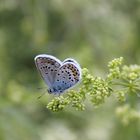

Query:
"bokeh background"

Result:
[[0, 0, 140, 140]]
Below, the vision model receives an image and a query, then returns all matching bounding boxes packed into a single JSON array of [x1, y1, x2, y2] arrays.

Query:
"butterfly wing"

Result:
[[34, 54, 62, 88], [52, 61, 82, 94], [63, 58, 81, 67]]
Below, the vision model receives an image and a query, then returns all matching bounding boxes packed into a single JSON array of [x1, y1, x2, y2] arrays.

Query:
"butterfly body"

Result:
[[35, 54, 82, 94]]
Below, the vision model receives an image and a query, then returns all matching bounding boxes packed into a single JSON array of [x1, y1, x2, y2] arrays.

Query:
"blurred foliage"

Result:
[[0, 0, 140, 140]]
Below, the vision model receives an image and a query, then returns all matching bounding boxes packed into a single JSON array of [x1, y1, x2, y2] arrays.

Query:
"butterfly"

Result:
[[34, 54, 82, 95]]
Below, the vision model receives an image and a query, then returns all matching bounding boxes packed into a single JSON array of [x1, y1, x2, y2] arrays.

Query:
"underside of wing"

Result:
[[63, 58, 80, 67], [52, 62, 82, 93], [34, 54, 62, 87]]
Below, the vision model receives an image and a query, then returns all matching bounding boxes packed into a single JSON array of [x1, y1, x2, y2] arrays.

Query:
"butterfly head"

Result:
[[47, 87, 63, 94]]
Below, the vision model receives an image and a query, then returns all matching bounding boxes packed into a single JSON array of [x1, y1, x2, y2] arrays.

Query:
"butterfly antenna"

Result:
[[37, 90, 47, 99], [37, 86, 46, 90]]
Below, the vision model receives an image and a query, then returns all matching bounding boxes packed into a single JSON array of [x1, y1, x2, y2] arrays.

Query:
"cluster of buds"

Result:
[[116, 105, 140, 125], [46, 56, 140, 125]]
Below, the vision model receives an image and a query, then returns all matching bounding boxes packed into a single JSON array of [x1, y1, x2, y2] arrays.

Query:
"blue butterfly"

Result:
[[35, 54, 82, 94]]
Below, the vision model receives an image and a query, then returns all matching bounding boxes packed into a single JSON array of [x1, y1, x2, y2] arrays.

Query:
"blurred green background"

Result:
[[0, 0, 140, 140]]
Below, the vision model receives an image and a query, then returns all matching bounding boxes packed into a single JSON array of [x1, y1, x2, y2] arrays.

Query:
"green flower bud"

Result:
[[116, 91, 126, 102]]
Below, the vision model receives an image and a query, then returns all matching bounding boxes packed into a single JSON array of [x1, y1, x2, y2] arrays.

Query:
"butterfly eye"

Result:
[[48, 89, 52, 94]]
